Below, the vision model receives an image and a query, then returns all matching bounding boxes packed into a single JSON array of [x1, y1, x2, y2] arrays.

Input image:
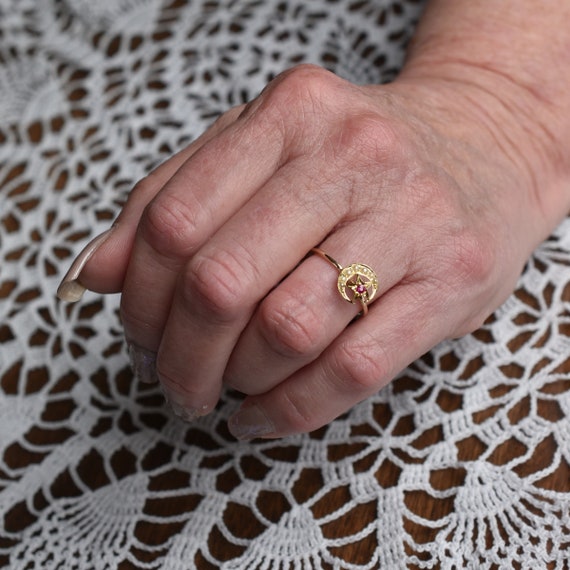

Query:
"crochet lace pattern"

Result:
[[1, 1, 569, 568]]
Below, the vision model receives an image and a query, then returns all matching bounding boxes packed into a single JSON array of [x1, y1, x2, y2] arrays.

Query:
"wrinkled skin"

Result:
[[74, 57, 564, 440]]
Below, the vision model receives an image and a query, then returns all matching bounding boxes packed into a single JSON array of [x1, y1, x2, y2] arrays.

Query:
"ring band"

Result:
[[311, 247, 379, 316]]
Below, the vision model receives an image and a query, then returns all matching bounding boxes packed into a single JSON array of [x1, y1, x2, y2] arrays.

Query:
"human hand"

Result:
[[58, 62, 562, 439]]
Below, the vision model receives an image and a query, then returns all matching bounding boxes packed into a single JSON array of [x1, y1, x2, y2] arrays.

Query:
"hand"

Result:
[[63, 63, 557, 439]]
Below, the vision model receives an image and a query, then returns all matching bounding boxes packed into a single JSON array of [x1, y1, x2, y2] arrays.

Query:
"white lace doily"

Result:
[[1, 1, 569, 568]]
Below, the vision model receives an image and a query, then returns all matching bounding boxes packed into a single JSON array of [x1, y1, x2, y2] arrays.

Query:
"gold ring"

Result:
[[311, 247, 379, 316]]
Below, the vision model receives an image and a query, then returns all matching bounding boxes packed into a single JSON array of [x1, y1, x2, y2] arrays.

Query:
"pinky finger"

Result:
[[228, 281, 450, 440]]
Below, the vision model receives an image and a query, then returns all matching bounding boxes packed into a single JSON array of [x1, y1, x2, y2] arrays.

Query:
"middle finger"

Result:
[[155, 155, 361, 415]]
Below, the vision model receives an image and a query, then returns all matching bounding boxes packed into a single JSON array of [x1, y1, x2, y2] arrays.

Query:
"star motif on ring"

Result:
[[337, 263, 379, 305], [347, 274, 373, 302]]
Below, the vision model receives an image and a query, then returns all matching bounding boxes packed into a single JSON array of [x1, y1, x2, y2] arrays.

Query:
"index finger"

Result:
[[67, 105, 246, 296]]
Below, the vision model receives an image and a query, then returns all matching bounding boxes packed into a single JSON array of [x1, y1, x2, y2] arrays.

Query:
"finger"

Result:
[[75, 105, 245, 293], [223, 222, 412, 396], [154, 154, 359, 414], [227, 280, 451, 439], [119, 97, 299, 354]]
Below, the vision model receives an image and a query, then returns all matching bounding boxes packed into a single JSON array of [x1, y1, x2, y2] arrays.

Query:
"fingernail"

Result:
[[56, 226, 115, 302], [228, 404, 274, 441], [128, 343, 158, 384], [160, 385, 208, 423]]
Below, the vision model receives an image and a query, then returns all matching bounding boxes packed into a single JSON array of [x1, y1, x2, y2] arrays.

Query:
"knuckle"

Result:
[[181, 249, 255, 320], [405, 175, 495, 287], [242, 65, 347, 157], [261, 64, 339, 123], [440, 233, 497, 336], [141, 192, 205, 258], [333, 113, 402, 166], [271, 64, 336, 101], [258, 293, 326, 359], [330, 340, 389, 395], [461, 233, 495, 284], [446, 230, 495, 287]]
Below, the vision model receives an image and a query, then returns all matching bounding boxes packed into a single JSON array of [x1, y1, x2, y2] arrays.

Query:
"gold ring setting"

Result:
[[311, 248, 379, 316]]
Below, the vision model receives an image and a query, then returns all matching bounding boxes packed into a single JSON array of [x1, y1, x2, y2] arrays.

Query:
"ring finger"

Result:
[[223, 225, 413, 395]]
